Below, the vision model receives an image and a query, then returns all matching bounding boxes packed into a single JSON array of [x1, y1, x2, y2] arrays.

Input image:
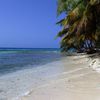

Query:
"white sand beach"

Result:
[[21, 54, 100, 100]]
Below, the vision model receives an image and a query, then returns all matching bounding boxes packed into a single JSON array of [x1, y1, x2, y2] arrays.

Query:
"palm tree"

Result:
[[57, 0, 100, 53]]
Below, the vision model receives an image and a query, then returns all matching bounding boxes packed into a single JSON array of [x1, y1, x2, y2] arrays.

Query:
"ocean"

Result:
[[0, 48, 61, 76], [0, 48, 64, 100]]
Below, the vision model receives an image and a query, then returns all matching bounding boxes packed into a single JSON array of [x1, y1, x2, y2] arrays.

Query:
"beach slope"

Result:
[[21, 55, 100, 100]]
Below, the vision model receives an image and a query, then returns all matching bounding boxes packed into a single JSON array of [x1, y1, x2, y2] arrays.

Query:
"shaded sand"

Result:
[[21, 54, 100, 100]]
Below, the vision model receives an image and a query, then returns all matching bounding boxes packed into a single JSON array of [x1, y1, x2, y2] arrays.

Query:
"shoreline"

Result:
[[0, 54, 99, 100], [21, 54, 100, 100], [0, 57, 71, 100]]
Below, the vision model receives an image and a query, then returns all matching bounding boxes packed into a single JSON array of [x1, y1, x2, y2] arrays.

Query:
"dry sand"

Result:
[[21, 54, 100, 100]]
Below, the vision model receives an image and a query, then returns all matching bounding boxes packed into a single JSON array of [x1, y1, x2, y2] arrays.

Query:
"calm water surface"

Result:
[[0, 48, 62, 76]]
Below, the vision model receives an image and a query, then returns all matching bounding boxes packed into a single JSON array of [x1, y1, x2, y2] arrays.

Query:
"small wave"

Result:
[[14, 91, 30, 100]]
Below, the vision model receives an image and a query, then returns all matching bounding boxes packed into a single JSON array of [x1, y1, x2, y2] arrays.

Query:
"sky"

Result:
[[0, 0, 64, 48]]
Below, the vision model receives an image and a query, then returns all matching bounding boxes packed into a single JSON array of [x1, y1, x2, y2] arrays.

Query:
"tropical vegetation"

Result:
[[57, 0, 100, 53]]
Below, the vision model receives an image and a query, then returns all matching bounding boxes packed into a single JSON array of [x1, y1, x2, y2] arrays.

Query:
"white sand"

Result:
[[21, 54, 100, 100]]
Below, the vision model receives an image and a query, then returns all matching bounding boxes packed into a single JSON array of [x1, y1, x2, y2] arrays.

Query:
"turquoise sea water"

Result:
[[0, 48, 62, 76]]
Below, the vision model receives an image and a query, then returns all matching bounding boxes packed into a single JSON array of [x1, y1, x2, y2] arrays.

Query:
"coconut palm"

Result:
[[57, 0, 100, 52]]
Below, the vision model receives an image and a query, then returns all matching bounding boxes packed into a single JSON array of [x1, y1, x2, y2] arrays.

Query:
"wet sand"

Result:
[[21, 54, 100, 100]]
